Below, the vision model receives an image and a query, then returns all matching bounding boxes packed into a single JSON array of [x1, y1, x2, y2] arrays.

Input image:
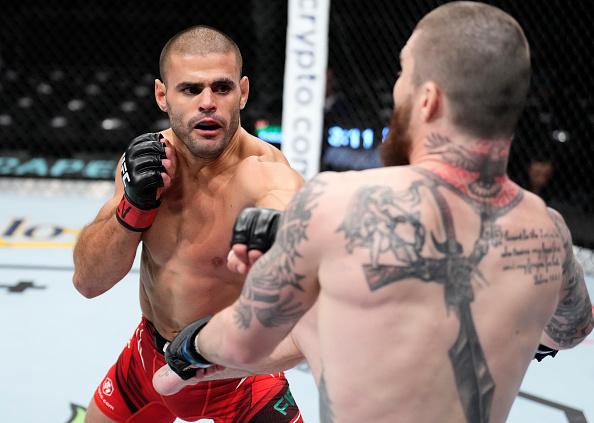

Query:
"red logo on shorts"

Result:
[[102, 377, 114, 397]]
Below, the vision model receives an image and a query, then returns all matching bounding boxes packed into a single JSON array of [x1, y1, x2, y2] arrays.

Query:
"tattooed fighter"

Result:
[[159, 2, 593, 423]]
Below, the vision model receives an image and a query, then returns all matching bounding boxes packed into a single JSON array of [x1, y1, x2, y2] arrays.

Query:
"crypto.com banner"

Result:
[[281, 0, 330, 180]]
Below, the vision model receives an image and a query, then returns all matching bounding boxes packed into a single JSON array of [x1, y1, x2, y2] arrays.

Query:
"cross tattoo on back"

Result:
[[337, 136, 525, 423]]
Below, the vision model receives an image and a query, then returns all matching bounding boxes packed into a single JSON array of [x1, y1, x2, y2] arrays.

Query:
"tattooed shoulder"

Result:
[[547, 208, 572, 245]]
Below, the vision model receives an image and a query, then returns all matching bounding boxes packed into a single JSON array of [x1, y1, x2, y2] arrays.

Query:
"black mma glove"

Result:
[[533, 344, 558, 362], [164, 316, 214, 380], [116, 133, 166, 232], [231, 208, 282, 252]]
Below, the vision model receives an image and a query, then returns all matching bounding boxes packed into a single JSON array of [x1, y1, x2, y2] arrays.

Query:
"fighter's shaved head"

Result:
[[410, 1, 531, 138], [159, 25, 243, 82]]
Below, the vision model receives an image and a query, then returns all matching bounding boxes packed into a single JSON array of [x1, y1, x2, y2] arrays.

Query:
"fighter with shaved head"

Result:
[[73, 25, 305, 423]]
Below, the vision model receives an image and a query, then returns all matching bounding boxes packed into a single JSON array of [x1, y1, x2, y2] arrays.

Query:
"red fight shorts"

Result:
[[93, 317, 303, 422]]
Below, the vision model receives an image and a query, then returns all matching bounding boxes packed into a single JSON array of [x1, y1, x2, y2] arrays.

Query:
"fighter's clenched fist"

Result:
[[116, 132, 175, 231]]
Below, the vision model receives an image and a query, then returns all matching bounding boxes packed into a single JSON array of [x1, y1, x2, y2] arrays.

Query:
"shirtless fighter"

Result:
[[72, 26, 305, 422], [158, 3, 594, 423]]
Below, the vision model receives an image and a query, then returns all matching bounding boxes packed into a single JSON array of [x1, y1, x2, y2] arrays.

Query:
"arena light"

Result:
[[85, 83, 101, 96], [152, 117, 169, 131], [134, 85, 150, 98], [255, 120, 282, 144], [552, 129, 569, 143], [50, 116, 68, 128], [36, 82, 53, 95], [101, 118, 125, 130], [67, 99, 85, 112], [0, 114, 13, 126], [17, 97, 33, 108], [120, 100, 138, 113]]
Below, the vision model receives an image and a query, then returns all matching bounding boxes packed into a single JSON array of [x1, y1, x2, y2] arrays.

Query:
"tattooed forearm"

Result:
[[232, 177, 326, 330], [277, 177, 326, 259], [254, 292, 305, 327], [544, 208, 594, 347], [545, 257, 593, 347], [233, 240, 305, 329], [233, 299, 252, 329]]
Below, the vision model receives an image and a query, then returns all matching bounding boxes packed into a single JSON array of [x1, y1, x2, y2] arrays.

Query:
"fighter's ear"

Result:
[[419, 81, 441, 123], [239, 76, 249, 110], [155, 79, 168, 112]]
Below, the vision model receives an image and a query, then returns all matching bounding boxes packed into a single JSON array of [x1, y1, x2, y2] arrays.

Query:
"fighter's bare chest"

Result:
[[143, 187, 247, 269]]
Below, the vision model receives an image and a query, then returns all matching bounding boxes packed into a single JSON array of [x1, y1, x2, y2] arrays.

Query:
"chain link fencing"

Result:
[[322, 0, 594, 263], [1, 0, 592, 265], [0, 0, 287, 165]]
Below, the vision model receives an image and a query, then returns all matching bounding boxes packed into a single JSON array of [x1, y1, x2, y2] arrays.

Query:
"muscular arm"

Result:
[[196, 175, 327, 368], [72, 158, 141, 298], [245, 156, 305, 210], [230, 162, 304, 271], [153, 168, 313, 394], [540, 209, 594, 349], [153, 331, 304, 395], [235, 157, 309, 365]]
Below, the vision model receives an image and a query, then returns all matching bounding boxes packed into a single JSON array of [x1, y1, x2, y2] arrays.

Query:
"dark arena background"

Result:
[[1, 1, 593, 422], [1, 0, 593, 248]]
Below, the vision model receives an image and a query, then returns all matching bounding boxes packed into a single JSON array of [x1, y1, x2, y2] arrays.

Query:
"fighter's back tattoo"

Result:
[[232, 133, 580, 423], [338, 133, 528, 423]]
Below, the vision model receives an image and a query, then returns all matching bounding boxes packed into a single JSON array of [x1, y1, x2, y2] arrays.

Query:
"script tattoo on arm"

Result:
[[544, 209, 593, 347], [337, 133, 524, 423], [232, 177, 326, 329]]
